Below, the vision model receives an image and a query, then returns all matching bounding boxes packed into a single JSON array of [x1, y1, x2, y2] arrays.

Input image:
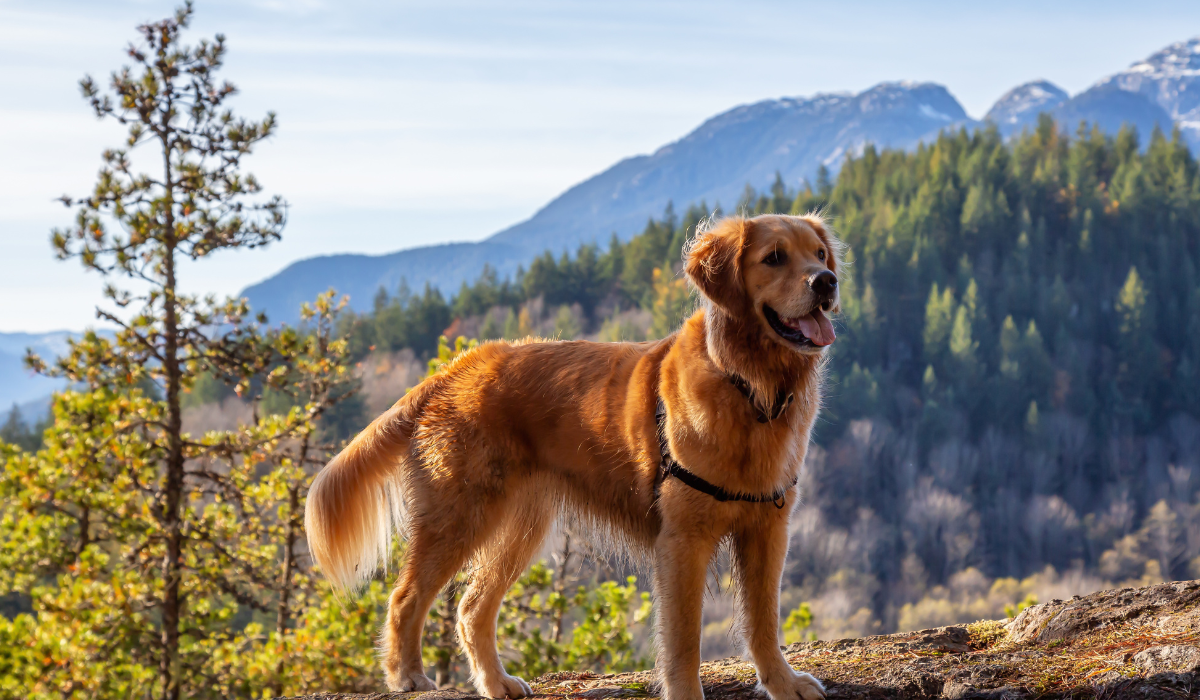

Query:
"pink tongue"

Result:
[[796, 309, 836, 346]]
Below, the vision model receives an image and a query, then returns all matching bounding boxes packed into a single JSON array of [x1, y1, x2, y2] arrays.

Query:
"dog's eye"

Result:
[[762, 250, 787, 266], [817, 249, 827, 262]]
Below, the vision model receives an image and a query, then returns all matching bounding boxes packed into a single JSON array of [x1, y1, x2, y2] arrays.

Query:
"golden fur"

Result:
[[306, 214, 841, 700]]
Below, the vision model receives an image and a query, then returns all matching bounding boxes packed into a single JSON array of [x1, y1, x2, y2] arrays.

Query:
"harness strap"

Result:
[[655, 398, 797, 509], [726, 373, 794, 423]]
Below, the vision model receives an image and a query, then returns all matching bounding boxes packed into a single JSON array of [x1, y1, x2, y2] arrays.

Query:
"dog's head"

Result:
[[685, 214, 842, 355]]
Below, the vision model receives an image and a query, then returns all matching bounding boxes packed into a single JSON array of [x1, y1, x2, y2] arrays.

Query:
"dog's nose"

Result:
[[811, 270, 838, 298]]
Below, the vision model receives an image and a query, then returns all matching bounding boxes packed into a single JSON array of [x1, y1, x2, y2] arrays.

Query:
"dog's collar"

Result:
[[654, 398, 796, 508], [726, 373, 794, 423]]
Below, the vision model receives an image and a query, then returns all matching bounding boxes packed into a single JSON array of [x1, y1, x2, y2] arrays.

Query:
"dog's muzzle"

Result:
[[811, 270, 838, 311]]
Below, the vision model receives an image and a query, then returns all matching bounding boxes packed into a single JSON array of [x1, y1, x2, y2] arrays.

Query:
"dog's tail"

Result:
[[305, 377, 439, 593]]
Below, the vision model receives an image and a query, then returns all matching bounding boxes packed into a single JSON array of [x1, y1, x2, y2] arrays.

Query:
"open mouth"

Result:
[[763, 304, 836, 348]]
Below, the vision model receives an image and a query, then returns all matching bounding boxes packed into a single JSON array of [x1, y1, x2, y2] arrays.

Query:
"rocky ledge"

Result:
[[285, 579, 1200, 700]]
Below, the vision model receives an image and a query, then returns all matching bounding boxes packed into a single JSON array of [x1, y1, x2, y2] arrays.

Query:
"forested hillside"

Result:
[[326, 117, 1200, 638]]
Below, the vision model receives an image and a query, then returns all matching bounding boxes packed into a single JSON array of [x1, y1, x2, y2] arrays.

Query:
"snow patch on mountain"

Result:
[[984, 80, 1068, 131], [1096, 36, 1200, 147], [919, 103, 955, 121]]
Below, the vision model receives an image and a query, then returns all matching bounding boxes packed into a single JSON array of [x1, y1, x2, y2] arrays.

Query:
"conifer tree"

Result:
[[923, 283, 954, 362], [948, 303, 979, 388], [0, 405, 42, 453], [553, 305, 582, 340], [0, 5, 355, 698], [1115, 266, 1156, 419], [39, 7, 283, 693], [648, 267, 691, 340], [503, 308, 520, 340]]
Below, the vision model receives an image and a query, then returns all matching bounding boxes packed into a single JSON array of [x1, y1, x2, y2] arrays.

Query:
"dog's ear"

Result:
[[685, 217, 750, 314]]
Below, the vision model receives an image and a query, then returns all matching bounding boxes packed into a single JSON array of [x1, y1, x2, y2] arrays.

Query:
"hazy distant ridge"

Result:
[[0, 331, 71, 411], [242, 35, 1200, 324], [243, 81, 973, 323]]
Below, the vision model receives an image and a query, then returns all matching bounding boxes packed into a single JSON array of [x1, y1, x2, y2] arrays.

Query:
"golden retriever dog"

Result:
[[306, 213, 840, 700]]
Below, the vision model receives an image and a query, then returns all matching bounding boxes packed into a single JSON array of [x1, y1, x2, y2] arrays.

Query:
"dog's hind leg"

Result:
[[382, 497, 496, 692], [457, 497, 553, 698]]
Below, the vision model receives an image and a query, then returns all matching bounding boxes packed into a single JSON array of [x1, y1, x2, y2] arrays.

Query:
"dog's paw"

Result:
[[761, 670, 825, 700], [395, 671, 437, 692], [477, 672, 532, 699]]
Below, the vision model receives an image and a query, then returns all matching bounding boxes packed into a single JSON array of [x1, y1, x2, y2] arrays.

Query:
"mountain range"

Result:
[[4, 38, 1200, 412], [241, 37, 1200, 325]]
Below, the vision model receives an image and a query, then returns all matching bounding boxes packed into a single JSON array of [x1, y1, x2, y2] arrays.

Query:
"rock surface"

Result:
[[281, 580, 1200, 700]]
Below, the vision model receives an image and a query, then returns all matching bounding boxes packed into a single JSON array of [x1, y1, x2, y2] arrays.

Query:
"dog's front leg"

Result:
[[654, 524, 719, 700], [733, 520, 825, 700]]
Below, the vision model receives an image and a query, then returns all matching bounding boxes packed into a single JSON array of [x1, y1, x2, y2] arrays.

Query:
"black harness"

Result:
[[726, 373, 795, 423], [654, 375, 798, 509]]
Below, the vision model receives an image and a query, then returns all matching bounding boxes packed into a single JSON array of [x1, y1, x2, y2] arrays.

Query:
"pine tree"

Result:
[[479, 309, 502, 340], [553, 305, 582, 340], [816, 164, 833, 199], [1020, 320, 1052, 403], [923, 283, 954, 363], [0, 404, 41, 453], [948, 303, 979, 383], [0, 6, 354, 698], [648, 267, 691, 340], [999, 316, 1021, 380], [1115, 266, 1157, 419], [502, 308, 520, 340]]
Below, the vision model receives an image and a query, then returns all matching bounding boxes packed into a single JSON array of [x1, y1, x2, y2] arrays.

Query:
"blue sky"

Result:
[[2, 0, 1199, 332]]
